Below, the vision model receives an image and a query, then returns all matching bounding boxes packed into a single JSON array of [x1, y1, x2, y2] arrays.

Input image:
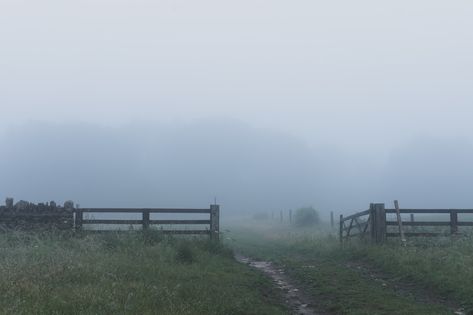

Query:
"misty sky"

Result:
[[1, 1, 472, 214]]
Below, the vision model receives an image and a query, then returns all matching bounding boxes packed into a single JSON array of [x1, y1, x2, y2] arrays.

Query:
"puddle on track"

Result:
[[235, 254, 318, 315]]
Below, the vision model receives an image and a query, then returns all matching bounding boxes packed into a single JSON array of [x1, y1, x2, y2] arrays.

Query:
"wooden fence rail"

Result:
[[74, 205, 220, 240], [340, 203, 473, 244]]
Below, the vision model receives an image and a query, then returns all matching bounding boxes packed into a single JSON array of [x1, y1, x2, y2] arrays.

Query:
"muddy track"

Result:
[[235, 254, 321, 315]]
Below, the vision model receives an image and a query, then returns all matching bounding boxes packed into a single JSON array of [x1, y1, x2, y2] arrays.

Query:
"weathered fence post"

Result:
[[331, 211, 334, 228], [394, 200, 406, 244], [450, 210, 458, 234], [210, 204, 220, 241], [339, 214, 344, 245], [75, 209, 83, 232], [289, 209, 292, 224], [369, 203, 375, 242], [410, 213, 415, 222], [375, 203, 386, 244], [370, 203, 386, 244], [143, 210, 150, 230]]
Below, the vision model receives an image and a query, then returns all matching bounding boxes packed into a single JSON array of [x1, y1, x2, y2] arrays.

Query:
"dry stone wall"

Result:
[[0, 198, 74, 230]]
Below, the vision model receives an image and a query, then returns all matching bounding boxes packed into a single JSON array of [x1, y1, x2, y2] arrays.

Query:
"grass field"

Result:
[[0, 230, 287, 315], [2, 222, 472, 315], [226, 220, 473, 315], [348, 235, 473, 311]]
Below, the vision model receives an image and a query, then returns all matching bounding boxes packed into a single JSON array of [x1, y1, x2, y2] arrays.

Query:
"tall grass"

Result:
[[348, 235, 473, 310], [0, 230, 285, 315]]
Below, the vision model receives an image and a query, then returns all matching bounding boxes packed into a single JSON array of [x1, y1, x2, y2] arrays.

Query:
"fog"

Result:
[[1, 0, 472, 217], [1, 120, 472, 218]]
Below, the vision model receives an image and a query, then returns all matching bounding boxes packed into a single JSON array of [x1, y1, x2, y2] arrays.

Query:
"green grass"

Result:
[[5, 222, 471, 315], [346, 236, 473, 311], [226, 220, 466, 315], [0, 230, 287, 315]]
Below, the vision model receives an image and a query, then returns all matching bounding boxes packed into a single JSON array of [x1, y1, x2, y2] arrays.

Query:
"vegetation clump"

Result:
[[175, 241, 195, 264], [293, 206, 320, 227], [141, 229, 163, 245]]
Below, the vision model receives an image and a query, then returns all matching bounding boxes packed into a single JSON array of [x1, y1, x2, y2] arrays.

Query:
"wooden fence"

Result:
[[74, 205, 220, 240], [340, 203, 473, 244]]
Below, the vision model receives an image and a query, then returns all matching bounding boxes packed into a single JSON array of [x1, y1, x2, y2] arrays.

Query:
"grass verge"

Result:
[[0, 230, 287, 315]]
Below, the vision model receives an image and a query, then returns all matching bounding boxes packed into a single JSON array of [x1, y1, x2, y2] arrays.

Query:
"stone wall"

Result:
[[0, 198, 74, 230]]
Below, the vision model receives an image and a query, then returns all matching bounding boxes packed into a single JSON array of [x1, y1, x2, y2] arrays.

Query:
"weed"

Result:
[[175, 241, 195, 264], [141, 228, 163, 245]]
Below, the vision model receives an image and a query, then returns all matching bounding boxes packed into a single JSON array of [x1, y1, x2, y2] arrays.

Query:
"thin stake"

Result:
[[394, 200, 406, 245]]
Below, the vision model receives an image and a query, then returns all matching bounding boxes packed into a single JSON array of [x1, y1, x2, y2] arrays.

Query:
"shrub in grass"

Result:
[[175, 242, 195, 264], [293, 207, 320, 227], [100, 232, 126, 250], [141, 229, 163, 245], [202, 239, 233, 257]]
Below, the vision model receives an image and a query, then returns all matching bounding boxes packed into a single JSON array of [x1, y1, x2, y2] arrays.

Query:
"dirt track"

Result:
[[235, 254, 319, 315]]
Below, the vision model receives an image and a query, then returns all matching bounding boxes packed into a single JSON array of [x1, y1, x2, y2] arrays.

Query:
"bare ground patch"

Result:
[[235, 253, 325, 315]]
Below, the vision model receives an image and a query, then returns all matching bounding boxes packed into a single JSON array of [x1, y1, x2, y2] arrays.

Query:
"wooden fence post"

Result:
[[450, 210, 458, 234], [370, 203, 386, 244], [410, 213, 415, 222], [374, 203, 386, 244], [210, 205, 220, 241], [143, 210, 150, 230], [369, 203, 375, 242], [394, 200, 406, 243], [289, 209, 292, 224], [331, 211, 334, 228], [339, 214, 343, 245], [75, 209, 83, 232]]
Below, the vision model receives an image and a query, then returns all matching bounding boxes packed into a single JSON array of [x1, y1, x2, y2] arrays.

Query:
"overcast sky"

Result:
[[1, 1, 472, 212]]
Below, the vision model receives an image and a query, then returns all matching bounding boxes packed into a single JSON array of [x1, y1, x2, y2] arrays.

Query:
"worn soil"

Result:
[[235, 253, 320, 315]]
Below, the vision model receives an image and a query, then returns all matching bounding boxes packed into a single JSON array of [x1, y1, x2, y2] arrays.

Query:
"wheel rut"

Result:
[[235, 254, 320, 315]]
